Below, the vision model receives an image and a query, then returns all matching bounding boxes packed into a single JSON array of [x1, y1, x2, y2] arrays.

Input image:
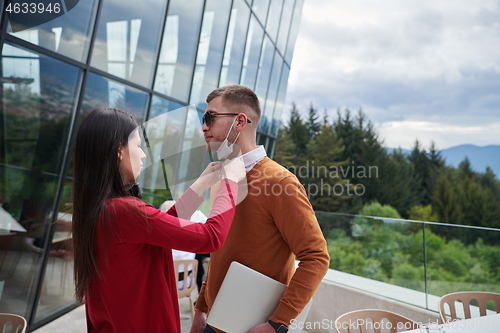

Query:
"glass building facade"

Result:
[[0, 0, 303, 330]]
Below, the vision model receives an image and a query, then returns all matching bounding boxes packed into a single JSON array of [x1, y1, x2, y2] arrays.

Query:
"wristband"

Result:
[[268, 320, 288, 333]]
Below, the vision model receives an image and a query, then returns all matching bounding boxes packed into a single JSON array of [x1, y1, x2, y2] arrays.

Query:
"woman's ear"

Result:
[[118, 144, 123, 160]]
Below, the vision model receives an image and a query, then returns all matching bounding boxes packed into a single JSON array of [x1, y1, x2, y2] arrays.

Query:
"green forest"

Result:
[[274, 103, 500, 228], [274, 104, 500, 296]]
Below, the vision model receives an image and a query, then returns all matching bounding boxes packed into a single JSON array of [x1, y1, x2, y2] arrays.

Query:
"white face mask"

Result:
[[216, 116, 241, 160]]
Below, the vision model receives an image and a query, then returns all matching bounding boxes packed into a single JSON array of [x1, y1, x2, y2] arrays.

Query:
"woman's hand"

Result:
[[222, 157, 246, 183], [190, 162, 223, 196]]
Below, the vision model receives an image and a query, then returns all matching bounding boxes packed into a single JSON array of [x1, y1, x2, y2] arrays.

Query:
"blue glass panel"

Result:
[[257, 133, 267, 147], [284, 0, 303, 64], [0, 0, 4, 29], [190, 0, 232, 109], [154, 0, 204, 103], [82, 72, 148, 127], [265, 0, 284, 42], [270, 64, 290, 137], [259, 52, 282, 135], [219, 0, 251, 87], [0, 43, 81, 322], [7, 0, 97, 62], [276, 0, 295, 53], [267, 137, 276, 158], [91, 0, 167, 87], [252, 0, 270, 26], [239, 16, 264, 90], [175, 108, 209, 197], [140, 100, 209, 206], [254, 35, 274, 104], [149, 96, 184, 120], [139, 96, 185, 206]]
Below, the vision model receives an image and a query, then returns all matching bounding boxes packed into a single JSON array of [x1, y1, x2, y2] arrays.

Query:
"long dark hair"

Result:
[[73, 107, 138, 302]]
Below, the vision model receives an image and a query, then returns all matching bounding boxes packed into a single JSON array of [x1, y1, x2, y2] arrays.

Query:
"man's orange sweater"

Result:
[[196, 157, 330, 328]]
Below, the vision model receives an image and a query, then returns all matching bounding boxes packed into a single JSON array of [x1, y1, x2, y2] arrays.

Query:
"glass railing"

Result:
[[316, 211, 500, 312]]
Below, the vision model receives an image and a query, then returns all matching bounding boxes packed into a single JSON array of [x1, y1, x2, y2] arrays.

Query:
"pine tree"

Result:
[[333, 108, 393, 213], [305, 124, 350, 212], [333, 108, 359, 161], [427, 141, 445, 199], [287, 103, 310, 161], [322, 109, 329, 126], [458, 157, 474, 179], [408, 140, 431, 205], [459, 174, 500, 229], [429, 142, 444, 168], [432, 172, 462, 224], [306, 102, 321, 139], [273, 125, 296, 168], [381, 150, 420, 216], [481, 167, 500, 200]]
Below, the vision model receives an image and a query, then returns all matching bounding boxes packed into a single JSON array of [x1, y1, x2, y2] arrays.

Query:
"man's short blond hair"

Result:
[[206, 85, 261, 120]]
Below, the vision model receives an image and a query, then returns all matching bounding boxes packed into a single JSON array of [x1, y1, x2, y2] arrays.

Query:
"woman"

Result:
[[72, 107, 244, 333]]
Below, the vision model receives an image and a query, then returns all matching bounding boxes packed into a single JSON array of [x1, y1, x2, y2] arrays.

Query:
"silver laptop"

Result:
[[207, 261, 313, 333]]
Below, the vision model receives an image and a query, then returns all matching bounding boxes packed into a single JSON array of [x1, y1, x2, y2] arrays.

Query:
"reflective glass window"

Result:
[[254, 35, 274, 104], [0, 43, 81, 321], [285, 0, 303, 64], [139, 96, 184, 207], [91, 0, 167, 88], [61, 72, 148, 205], [7, 0, 97, 62], [140, 100, 209, 207], [240, 16, 264, 90], [257, 133, 267, 147], [154, 0, 204, 103], [276, 0, 295, 53], [149, 96, 184, 120], [175, 108, 209, 198], [270, 64, 290, 137], [58, 71, 148, 240], [81, 72, 148, 127], [219, 0, 251, 87], [267, 137, 276, 158], [190, 0, 232, 109], [265, 0, 284, 42], [259, 52, 282, 135], [252, 0, 269, 26], [0, 0, 4, 30]]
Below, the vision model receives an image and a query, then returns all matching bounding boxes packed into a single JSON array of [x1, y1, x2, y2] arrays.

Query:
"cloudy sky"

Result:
[[283, 0, 500, 150]]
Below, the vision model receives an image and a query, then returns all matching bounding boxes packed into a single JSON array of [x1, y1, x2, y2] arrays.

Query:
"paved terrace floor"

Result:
[[32, 294, 312, 333], [32, 296, 196, 333]]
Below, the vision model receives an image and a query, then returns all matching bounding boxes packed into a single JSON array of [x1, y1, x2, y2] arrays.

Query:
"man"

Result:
[[191, 85, 329, 333]]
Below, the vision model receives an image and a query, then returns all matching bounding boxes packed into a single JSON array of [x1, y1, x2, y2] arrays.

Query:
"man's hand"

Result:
[[189, 309, 207, 333], [248, 322, 277, 333]]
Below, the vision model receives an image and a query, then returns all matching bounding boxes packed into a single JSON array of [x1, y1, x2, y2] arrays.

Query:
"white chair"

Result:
[[173, 259, 198, 319], [0, 313, 27, 333], [438, 291, 500, 323]]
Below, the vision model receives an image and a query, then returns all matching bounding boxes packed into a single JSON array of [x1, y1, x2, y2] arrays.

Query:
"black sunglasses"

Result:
[[202, 111, 252, 126]]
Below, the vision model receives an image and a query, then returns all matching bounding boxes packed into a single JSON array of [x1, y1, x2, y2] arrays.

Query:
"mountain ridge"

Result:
[[386, 144, 500, 177]]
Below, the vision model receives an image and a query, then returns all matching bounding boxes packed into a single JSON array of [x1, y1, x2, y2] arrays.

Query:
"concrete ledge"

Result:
[[304, 279, 440, 333]]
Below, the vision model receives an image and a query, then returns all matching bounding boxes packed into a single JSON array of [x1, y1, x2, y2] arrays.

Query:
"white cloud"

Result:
[[284, 0, 500, 149], [379, 119, 500, 149]]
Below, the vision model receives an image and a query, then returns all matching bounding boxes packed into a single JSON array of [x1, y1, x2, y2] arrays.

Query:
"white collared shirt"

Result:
[[240, 146, 267, 173]]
